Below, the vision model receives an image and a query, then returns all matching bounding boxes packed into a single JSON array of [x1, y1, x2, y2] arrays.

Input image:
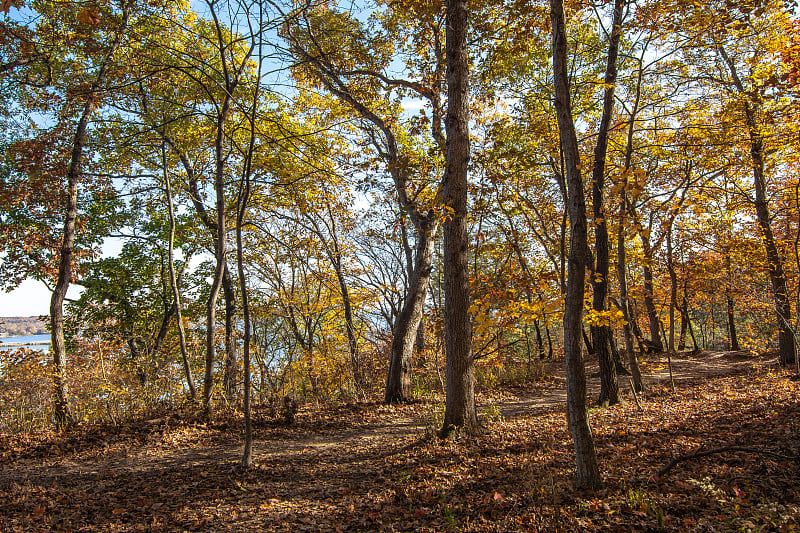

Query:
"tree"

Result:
[[588, 0, 624, 407], [550, 0, 601, 489], [286, 3, 447, 403], [440, 0, 478, 438], [717, 43, 795, 365], [47, 0, 133, 429]]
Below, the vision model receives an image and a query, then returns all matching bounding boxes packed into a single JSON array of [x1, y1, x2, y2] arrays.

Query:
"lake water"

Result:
[[0, 334, 51, 352]]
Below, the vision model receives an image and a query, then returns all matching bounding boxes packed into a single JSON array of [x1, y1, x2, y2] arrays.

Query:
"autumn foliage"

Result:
[[0, 0, 799, 518]]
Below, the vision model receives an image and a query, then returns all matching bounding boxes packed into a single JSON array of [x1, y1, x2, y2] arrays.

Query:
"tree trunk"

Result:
[[163, 141, 196, 400], [616, 52, 645, 392], [336, 261, 362, 390], [678, 290, 688, 351], [385, 221, 438, 403], [534, 319, 545, 359], [440, 0, 478, 438], [550, 0, 601, 489], [222, 268, 238, 405], [416, 313, 426, 354], [237, 112, 256, 468], [718, 45, 795, 365], [49, 6, 130, 429], [726, 294, 740, 351], [667, 220, 678, 354], [203, 84, 234, 420], [641, 259, 663, 352], [582, 327, 594, 355], [313, 201, 364, 392], [589, 0, 623, 407], [680, 297, 698, 351]]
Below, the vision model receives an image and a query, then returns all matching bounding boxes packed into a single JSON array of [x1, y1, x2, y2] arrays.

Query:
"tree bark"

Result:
[[49, 5, 130, 430], [201, 5, 254, 418], [440, 0, 478, 438], [550, 0, 601, 489], [590, 0, 624, 407], [641, 256, 663, 352], [534, 320, 545, 359], [222, 269, 238, 405], [680, 296, 698, 351], [385, 222, 438, 403], [667, 219, 678, 354], [163, 141, 196, 400], [718, 45, 795, 366], [726, 294, 740, 351], [617, 53, 645, 391], [203, 90, 231, 419]]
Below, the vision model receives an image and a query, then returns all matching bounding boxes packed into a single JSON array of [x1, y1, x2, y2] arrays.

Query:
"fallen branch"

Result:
[[657, 446, 799, 478], [628, 377, 643, 411]]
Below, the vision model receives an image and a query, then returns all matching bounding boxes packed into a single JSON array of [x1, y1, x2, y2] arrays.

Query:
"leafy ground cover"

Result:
[[1, 351, 799, 532]]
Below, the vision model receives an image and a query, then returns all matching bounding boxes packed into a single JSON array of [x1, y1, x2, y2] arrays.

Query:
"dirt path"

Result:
[[1, 350, 777, 483], [0, 349, 790, 532], [496, 349, 778, 418]]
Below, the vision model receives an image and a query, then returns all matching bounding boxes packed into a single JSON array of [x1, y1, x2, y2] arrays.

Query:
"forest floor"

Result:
[[2, 350, 799, 532]]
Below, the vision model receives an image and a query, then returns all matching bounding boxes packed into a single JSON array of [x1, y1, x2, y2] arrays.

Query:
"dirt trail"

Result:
[[497, 349, 777, 418], [0, 350, 778, 482]]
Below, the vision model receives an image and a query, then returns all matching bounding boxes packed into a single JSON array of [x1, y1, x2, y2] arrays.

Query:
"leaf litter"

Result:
[[1, 350, 798, 531]]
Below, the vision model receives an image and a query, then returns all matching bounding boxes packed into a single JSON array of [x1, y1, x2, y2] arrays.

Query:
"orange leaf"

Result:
[[78, 8, 101, 25]]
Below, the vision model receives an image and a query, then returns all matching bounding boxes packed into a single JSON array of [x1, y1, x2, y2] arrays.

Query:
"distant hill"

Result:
[[0, 316, 48, 337]]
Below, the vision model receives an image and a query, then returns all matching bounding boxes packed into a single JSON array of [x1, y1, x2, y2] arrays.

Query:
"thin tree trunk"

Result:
[[204, 96, 230, 419], [202, 4, 255, 419], [678, 288, 688, 351], [590, 0, 623, 407], [667, 220, 678, 354], [49, 5, 130, 429], [534, 319, 545, 359], [440, 0, 478, 438], [312, 201, 364, 391], [616, 52, 645, 391], [222, 269, 238, 405], [582, 328, 594, 355], [551, 0, 601, 488], [726, 294, 740, 351], [718, 45, 795, 365], [163, 141, 196, 400], [642, 258, 663, 352], [237, 88, 257, 466], [683, 298, 699, 351], [237, 189, 253, 467]]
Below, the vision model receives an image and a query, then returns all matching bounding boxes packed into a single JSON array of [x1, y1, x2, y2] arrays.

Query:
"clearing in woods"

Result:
[[1, 350, 799, 531]]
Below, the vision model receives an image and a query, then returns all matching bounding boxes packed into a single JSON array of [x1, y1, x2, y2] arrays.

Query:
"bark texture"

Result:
[[163, 147, 196, 400], [385, 222, 437, 403], [550, 0, 601, 488], [440, 0, 478, 437], [590, 0, 624, 407]]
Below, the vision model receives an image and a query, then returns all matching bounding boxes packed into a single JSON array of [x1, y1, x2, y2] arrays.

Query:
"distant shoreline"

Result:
[[0, 316, 49, 338]]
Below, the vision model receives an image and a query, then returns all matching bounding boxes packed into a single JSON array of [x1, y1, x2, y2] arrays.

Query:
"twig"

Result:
[[628, 377, 643, 410], [657, 446, 799, 478]]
